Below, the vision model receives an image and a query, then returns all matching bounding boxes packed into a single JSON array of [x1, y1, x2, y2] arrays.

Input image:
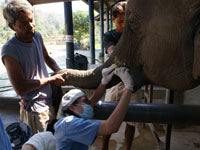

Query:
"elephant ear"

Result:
[[193, 27, 200, 80]]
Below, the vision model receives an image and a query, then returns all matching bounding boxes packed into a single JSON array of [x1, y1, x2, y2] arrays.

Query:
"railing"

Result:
[[1, 85, 200, 150]]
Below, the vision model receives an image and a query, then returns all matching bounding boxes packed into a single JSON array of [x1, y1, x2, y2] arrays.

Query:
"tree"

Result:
[[73, 11, 89, 49], [34, 10, 64, 37], [0, 4, 14, 43]]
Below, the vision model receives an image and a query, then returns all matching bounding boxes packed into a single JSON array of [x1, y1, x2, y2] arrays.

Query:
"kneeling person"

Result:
[[54, 67, 133, 150]]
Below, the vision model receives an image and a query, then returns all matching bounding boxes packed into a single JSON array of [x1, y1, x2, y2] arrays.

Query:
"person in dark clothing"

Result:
[[103, 1, 125, 55], [102, 2, 139, 150], [103, 31, 122, 55]]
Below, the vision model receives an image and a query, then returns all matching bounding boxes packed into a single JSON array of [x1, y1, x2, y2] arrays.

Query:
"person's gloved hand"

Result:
[[101, 66, 115, 85], [114, 67, 133, 91]]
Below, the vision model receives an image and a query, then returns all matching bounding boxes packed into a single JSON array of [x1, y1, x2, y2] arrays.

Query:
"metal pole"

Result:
[[64, 2, 74, 69], [100, 0, 104, 58], [110, 10, 113, 30], [165, 90, 174, 150], [94, 101, 200, 125], [88, 0, 95, 64], [1, 96, 200, 125], [106, 7, 110, 32]]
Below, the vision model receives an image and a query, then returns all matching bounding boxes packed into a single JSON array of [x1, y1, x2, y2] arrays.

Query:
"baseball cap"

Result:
[[56, 89, 86, 119]]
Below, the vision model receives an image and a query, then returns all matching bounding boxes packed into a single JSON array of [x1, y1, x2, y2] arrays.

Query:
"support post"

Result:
[[64, 2, 74, 69], [164, 90, 174, 150], [88, 0, 95, 64], [106, 7, 110, 32], [110, 10, 113, 30], [100, 0, 104, 58]]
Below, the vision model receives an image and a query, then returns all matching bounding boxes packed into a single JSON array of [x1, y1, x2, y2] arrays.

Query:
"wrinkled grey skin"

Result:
[[58, 0, 200, 91]]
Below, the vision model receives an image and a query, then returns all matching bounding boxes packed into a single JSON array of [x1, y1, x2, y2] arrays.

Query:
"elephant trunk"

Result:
[[60, 69, 101, 89], [57, 56, 114, 89]]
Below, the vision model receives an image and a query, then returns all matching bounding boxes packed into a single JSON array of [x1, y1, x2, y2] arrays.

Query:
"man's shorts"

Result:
[[19, 104, 55, 134]]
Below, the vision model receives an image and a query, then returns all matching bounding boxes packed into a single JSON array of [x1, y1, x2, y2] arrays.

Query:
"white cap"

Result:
[[23, 131, 56, 150], [56, 89, 86, 120]]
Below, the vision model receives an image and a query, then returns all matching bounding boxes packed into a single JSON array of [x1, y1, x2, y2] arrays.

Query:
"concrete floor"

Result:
[[91, 123, 200, 150], [1, 107, 200, 150]]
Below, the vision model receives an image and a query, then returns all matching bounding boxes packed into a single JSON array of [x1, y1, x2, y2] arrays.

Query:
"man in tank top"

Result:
[[1, 0, 65, 134]]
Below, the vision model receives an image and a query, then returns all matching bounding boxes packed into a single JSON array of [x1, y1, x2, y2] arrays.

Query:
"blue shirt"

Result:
[[54, 115, 101, 150], [0, 116, 12, 150]]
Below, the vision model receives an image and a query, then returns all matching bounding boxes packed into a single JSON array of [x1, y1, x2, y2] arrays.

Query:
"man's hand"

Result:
[[49, 74, 66, 86], [107, 45, 115, 54], [101, 66, 115, 85], [114, 67, 133, 91]]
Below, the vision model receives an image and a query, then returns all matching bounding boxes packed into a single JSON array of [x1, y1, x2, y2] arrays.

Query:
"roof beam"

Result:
[[28, 0, 73, 5]]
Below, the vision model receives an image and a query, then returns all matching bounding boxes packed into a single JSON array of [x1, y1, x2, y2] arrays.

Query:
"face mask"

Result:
[[75, 104, 94, 119]]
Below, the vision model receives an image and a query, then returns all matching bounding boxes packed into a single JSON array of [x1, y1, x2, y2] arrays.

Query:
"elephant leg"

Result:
[[193, 26, 200, 79]]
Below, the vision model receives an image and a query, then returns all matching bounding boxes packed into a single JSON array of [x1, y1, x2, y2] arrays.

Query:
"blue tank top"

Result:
[[1, 32, 52, 113]]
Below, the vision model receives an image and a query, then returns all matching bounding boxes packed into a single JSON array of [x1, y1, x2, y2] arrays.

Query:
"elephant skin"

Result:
[[58, 0, 200, 92]]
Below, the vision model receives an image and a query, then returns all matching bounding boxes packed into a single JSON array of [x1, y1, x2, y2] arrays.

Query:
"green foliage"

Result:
[[0, 4, 100, 49], [34, 10, 64, 37], [0, 5, 65, 43], [73, 11, 89, 49], [0, 4, 14, 42]]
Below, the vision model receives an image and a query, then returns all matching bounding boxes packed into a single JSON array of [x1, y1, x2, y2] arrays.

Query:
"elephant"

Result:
[[58, 0, 200, 92]]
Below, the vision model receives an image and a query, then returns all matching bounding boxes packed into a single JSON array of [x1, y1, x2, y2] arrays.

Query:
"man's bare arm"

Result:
[[42, 43, 61, 72], [106, 45, 115, 54], [3, 56, 64, 96]]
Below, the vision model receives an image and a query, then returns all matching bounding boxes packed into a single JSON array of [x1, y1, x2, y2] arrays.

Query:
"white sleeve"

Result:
[[23, 132, 56, 150]]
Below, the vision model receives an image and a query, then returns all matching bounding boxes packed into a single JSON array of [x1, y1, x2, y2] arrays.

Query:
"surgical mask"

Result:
[[75, 104, 94, 119]]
